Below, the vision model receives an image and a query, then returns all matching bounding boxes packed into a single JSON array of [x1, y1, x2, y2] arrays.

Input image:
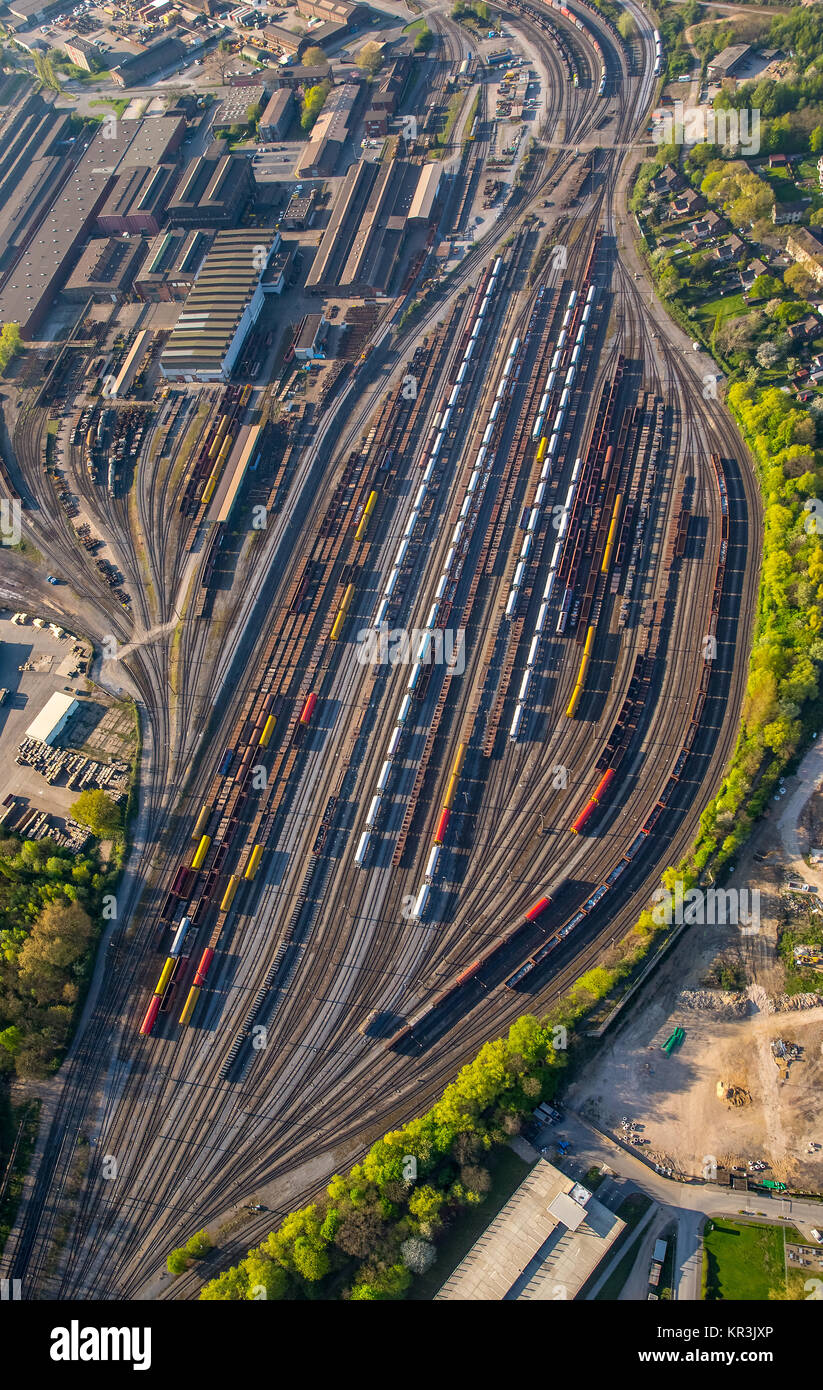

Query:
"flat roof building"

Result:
[[166, 153, 254, 227], [159, 227, 280, 380], [436, 1160, 624, 1301], [63, 235, 148, 303], [111, 36, 187, 87], [96, 164, 178, 236], [259, 88, 295, 141], [134, 227, 214, 301], [26, 692, 78, 746], [213, 85, 269, 128]]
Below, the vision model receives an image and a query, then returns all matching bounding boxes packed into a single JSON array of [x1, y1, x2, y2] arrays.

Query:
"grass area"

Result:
[[436, 91, 466, 150], [402, 16, 428, 32], [691, 290, 747, 333], [591, 1192, 653, 1301], [408, 1146, 530, 1300], [702, 1220, 786, 1300], [584, 1166, 606, 1190], [89, 97, 130, 118]]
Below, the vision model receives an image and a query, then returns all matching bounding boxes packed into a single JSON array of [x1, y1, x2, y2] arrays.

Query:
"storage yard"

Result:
[[0, 0, 787, 1313]]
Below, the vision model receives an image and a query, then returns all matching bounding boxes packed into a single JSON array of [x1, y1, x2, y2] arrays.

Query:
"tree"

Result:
[[756, 341, 782, 368], [811, 125, 823, 154], [356, 41, 384, 77], [70, 789, 122, 839], [0, 1024, 23, 1055], [301, 81, 330, 132], [618, 12, 635, 40], [167, 1248, 188, 1276], [659, 265, 681, 299], [414, 25, 434, 53], [302, 46, 328, 68], [784, 262, 818, 295], [751, 273, 784, 300], [185, 1229, 212, 1258], [0, 321, 22, 373], [246, 101, 262, 128], [400, 1237, 436, 1274], [17, 899, 93, 1006]]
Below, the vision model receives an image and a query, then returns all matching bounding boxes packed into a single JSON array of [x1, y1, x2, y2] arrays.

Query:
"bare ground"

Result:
[[568, 789, 823, 1193]]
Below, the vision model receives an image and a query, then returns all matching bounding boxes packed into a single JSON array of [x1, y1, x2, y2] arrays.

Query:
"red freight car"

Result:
[[525, 896, 551, 921], [193, 948, 214, 987], [139, 995, 161, 1036], [591, 767, 615, 803], [434, 807, 450, 844], [299, 692, 318, 725], [570, 800, 597, 834]]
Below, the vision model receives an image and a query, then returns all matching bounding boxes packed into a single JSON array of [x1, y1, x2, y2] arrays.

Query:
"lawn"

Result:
[[691, 290, 747, 333], [408, 1146, 531, 1300], [702, 1220, 785, 1300]]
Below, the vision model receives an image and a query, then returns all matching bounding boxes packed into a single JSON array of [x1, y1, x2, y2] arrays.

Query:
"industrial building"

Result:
[[259, 88, 295, 142], [112, 329, 153, 397], [282, 189, 318, 229], [63, 236, 148, 303], [110, 36, 187, 88], [134, 228, 214, 301], [261, 23, 308, 56], [25, 692, 78, 747], [295, 0, 367, 25], [159, 227, 280, 381], [435, 1160, 624, 1301], [294, 80, 361, 178], [294, 312, 327, 360], [166, 154, 254, 227], [706, 43, 752, 83], [96, 164, 179, 236], [213, 85, 269, 130], [408, 162, 442, 225], [0, 114, 185, 336], [306, 157, 424, 296]]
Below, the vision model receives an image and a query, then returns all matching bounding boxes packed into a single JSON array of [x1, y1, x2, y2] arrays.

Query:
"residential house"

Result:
[[671, 187, 705, 218], [650, 164, 684, 196], [772, 197, 809, 226], [740, 257, 768, 290], [787, 313, 821, 344], [787, 227, 823, 286]]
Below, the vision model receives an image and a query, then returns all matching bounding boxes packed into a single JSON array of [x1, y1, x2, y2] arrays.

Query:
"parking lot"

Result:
[[0, 611, 96, 818]]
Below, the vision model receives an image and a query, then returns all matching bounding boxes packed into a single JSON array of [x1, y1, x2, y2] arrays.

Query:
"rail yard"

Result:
[[0, 0, 769, 1308]]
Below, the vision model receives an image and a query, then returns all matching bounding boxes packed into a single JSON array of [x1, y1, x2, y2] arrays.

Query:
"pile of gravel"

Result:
[[676, 990, 749, 1017]]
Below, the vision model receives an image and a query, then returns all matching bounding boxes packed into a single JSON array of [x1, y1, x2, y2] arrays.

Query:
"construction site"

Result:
[[568, 762, 823, 1194]]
